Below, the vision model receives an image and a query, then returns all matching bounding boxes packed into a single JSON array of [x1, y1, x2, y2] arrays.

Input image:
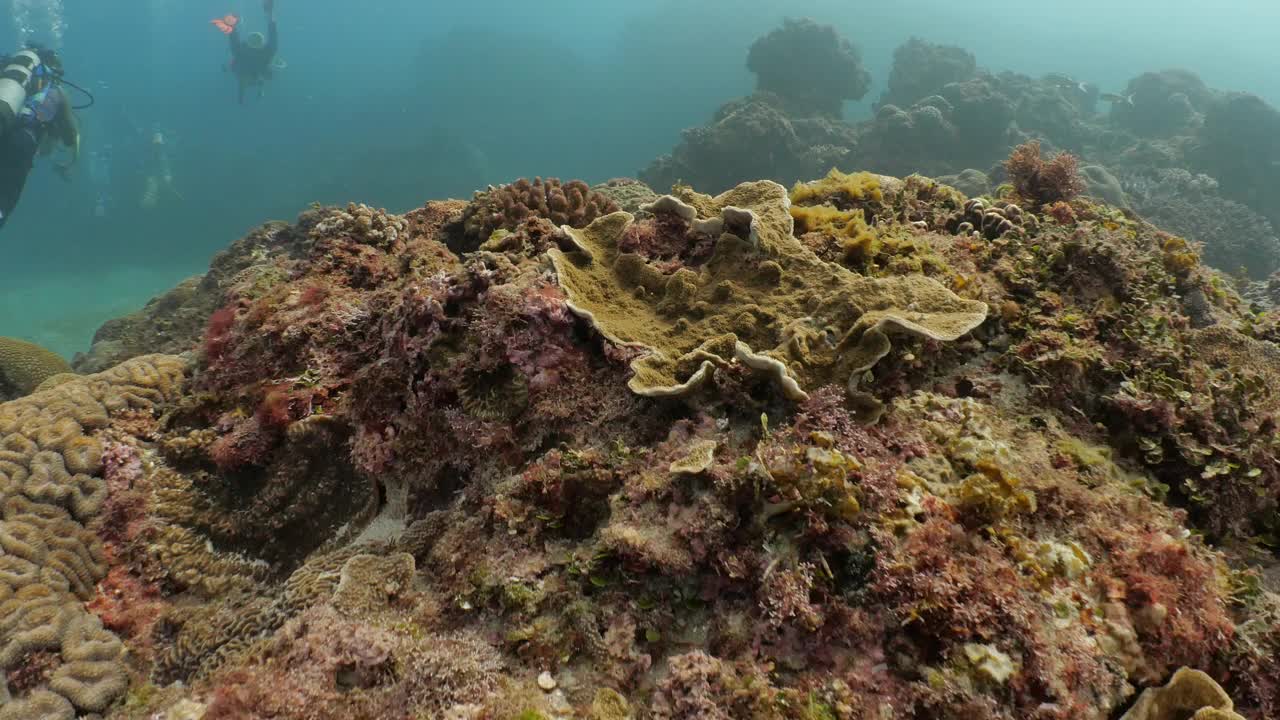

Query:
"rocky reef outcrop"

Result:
[[9, 165, 1280, 719], [71, 218, 317, 375], [640, 93, 860, 195], [746, 18, 872, 119], [643, 33, 1280, 282], [875, 37, 978, 111]]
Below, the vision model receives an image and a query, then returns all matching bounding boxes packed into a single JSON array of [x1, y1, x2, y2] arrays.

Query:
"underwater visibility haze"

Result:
[[2, 0, 1280, 719], [4, 0, 1280, 355]]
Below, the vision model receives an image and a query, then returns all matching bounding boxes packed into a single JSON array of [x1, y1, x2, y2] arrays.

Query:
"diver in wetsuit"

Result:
[[0, 46, 80, 231], [224, 0, 279, 104]]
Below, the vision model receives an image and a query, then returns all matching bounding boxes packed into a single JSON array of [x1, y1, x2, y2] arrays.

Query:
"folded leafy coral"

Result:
[[1119, 667, 1246, 720], [550, 180, 988, 401]]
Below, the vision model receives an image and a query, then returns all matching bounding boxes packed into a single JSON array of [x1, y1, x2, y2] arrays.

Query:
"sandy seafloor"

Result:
[[0, 264, 197, 359]]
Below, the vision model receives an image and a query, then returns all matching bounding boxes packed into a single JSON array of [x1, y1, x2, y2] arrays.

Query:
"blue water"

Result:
[[4, 0, 1280, 357]]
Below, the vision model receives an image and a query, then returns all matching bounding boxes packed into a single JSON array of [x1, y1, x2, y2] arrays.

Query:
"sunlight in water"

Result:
[[10, 0, 66, 47]]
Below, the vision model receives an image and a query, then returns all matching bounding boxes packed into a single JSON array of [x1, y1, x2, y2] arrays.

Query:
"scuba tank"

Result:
[[0, 49, 43, 135]]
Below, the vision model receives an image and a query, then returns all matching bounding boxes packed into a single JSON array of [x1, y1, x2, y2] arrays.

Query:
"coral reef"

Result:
[[459, 177, 620, 248], [27, 8, 1280, 716], [857, 97, 962, 178], [1111, 69, 1215, 138], [551, 180, 986, 401], [1242, 270, 1280, 310], [1123, 168, 1280, 279], [0, 355, 185, 715], [591, 178, 659, 214], [642, 27, 1280, 280], [73, 216, 319, 374], [42, 159, 1276, 720], [746, 18, 871, 118], [640, 94, 859, 194], [877, 37, 978, 110], [0, 337, 72, 401], [1188, 92, 1280, 231], [934, 75, 1017, 161]]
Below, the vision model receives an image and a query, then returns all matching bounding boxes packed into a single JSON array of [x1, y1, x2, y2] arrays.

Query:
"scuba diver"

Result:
[[0, 45, 81, 230], [213, 0, 279, 105], [141, 128, 183, 210]]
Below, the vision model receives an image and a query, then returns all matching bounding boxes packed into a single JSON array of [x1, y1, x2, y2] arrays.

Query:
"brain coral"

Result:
[[460, 177, 620, 247], [0, 337, 72, 401], [0, 354, 186, 714], [549, 180, 987, 402]]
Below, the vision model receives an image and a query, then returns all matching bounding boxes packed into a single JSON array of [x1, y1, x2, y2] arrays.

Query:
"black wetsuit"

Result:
[[0, 85, 74, 229], [229, 20, 279, 104]]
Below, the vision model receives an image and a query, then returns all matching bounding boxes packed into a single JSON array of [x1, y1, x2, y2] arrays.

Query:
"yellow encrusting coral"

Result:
[[790, 169, 885, 206], [790, 170, 889, 265], [789, 203, 881, 263], [1160, 234, 1200, 276]]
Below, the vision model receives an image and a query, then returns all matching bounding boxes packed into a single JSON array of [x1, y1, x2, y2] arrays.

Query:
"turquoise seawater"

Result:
[[3, 0, 1280, 359]]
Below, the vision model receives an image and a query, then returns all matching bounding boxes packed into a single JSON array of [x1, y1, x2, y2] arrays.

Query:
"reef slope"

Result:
[[4, 174, 1279, 720]]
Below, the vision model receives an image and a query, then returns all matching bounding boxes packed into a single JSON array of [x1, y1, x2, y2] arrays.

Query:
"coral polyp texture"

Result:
[[15, 167, 1280, 719], [0, 338, 72, 401], [459, 177, 621, 248], [1118, 668, 1247, 720], [0, 355, 185, 717]]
